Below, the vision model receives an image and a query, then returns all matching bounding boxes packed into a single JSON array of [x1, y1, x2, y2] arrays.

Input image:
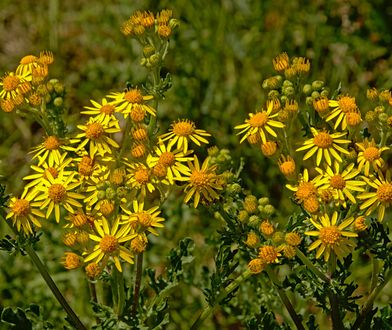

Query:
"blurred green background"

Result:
[[0, 0, 391, 328]]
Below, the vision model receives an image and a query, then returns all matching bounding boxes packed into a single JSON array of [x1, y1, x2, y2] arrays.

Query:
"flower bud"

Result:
[[303, 84, 312, 95], [311, 80, 324, 91]]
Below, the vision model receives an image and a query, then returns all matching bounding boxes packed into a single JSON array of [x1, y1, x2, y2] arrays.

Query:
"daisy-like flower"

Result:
[[16, 55, 39, 76], [296, 128, 350, 166], [75, 117, 120, 157], [30, 135, 76, 166], [121, 200, 165, 236], [84, 217, 136, 272], [75, 154, 109, 183], [81, 97, 119, 124], [108, 87, 155, 118], [0, 71, 31, 101], [326, 95, 358, 130], [314, 162, 366, 207], [159, 119, 211, 153], [125, 162, 156, 198], [176, 156, 222, 208], [6, 189, 44, 234], [356, 139, 389, 176], [305, 211, 357, 261], [286, 169, 321, 203], [34, 172, 84, 222], [358, 170, 392, 221], [147, 141, 192, 183], [23, 154, 73, 190], [234, 101, 285, 144]]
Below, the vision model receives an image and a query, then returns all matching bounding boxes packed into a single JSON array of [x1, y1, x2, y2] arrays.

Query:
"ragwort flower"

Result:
[[6, 189, 44, 234], [296, 128, 350, 166], [108, 88, 155, 118], [358, 170, 392, 221], [326, 95, 358, 130], [305, 211, 357, 261], [81, 97, 120, 123], [235, 101, 285, 144], [84, 217, 136, 272], [356, 139, 389, 176]]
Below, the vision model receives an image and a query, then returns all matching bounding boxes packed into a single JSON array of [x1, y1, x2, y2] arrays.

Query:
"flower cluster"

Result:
[[236, 52, 392, 266]]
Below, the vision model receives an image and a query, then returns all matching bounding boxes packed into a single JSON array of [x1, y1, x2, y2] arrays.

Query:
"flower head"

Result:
[[108, 88, 155, 118], [235, 101, 285, 144], [356, 139, 389, 177], [327, 95, 358, 130], [81, 97, 120, 124], [296, 128, 350, 166], [305, 211, 357, 261]]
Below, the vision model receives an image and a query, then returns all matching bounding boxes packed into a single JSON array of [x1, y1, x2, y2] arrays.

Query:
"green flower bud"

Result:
[[283, 86, 295, 96], [365, 111, 376, 122], [320, 88, 330, 97], [283, 80, 293, 88], [238, 210, 249, 222], [303, 84, 312, 95], [227, 183, 242, 195], [45, 94, 51, 103], [311, 91, 320, 99], [268, 90, 280, 99], [258, 197, 269, 206], [143, 45, 155, 57], [248, 215, 260, 226], [378, 113, 388, 123], [374, 105, 385, 113], [97, 191, 106, 200], [116, 187, 127, 198], [149, 54, 161, 66], [280, 95, 288, 104], [311, 80, 324, 91], [54, 82, 64, 94], [53, 97, 63, 107], [263, 204, 275, 216], [105, 187, 116, 200]]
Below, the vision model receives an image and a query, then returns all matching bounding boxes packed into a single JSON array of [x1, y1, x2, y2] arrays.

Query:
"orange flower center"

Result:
[[2, 75, 20, 91], [376, 183, 392, 202], [190, 170, 209, 187], [85, 122, 104, 139], [172, 121, 194, 136], [159, 152, 175, 166], [346, 112, 361, 126], [64, 252, 81, 270], [12, 198, 30, 216], [44, 167, 59, 179], [329, 174, 346, 190], [71, 213, 88, 227], [124, 89, 144, 104], [313, 132, 333, 148], [99, 235, 119, 253], [78, 156, 94, 176], [20, 55, 38, 65], [363, 147, 380, 161], [48, 183, 67, 203], [100, 104, 115, 115], [43, 136, 60, 150], [152, 163, 167, 178], [249, 112, 268, 127], [258, 245, 279, 264], [338, 96, 356, 113], [134, 168, 149, 184], [132, 127, 148, 141], [138, 212, 152, 227], [295, 182, 317, 201], [319, 226, 341, 245], [279, 160, 296, 176]]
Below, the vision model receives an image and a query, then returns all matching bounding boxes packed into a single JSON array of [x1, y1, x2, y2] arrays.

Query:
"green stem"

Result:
[[131, 252, 144, 317], [1, 216, 86, 329], [88, 281, 100, 324], [266, 268, 305, 330], [370, 254, 379, 292], [295, 248, 330, 283], [114, 267, 125, 317], [328, 253, 344, 330], [352, 268, 392, 330], [190, 269, 251, 330]]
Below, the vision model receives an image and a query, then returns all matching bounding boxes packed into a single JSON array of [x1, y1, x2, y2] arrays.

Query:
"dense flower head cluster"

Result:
[[2, 10, 224, 275], [236, 52, 392, 268]]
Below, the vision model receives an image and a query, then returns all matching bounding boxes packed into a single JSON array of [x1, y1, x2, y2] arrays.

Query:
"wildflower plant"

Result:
[[0, 8, 391, 330]]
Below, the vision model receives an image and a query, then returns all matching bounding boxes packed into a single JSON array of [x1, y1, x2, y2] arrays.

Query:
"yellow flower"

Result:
[[314, 162, 366, 207], [356, 139, 389, 176], [125, 162, 156, 198], [84, 217, 136, 272], [108, 88, 155, 118], [177, 156, 222, 208], [30, 135, 75, 166], [6, 189, 44, 234], [258, 245, 281, 264], [235, 101, 285, 144], [147, 142, 192, 183], [159, 119, 211, 153], [81, 97, 120, 124], [0, 71, 31, 102], [75, 117, 120, 157], [23, 154, 73, 190], [286, 169, 321, 203], [296, 128, 350, 166], [358, 170, 392, 221], [121, 200, 165, 236], [327, 95, 358, 130], [305, 211, 357, 261], [34, 172, 84, 223]]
